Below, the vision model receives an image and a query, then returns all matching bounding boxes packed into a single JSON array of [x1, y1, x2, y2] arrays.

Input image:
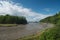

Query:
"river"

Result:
[[0, 23, 54, 40]]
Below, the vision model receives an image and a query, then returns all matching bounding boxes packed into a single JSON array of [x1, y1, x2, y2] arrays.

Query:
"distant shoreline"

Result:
[[0, 24, 27, 27]]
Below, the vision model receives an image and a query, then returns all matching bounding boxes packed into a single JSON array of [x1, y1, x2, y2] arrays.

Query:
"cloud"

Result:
[[0, 0, 9, 1], [43, 8, 52, 12], [0, 1, 51, 22]]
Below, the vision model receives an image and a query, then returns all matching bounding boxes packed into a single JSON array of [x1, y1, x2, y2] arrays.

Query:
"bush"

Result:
[[39, 26, 60, 40]]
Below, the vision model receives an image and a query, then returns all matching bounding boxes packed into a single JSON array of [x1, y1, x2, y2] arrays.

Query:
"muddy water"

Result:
[[0, 23, 53, 40]]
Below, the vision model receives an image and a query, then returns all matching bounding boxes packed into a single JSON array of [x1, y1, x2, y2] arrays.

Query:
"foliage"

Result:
[[40, 12, 60, 24], [39, 26, 60, 40], [0, 24, 17, 27], [0, 14, 27, 24]]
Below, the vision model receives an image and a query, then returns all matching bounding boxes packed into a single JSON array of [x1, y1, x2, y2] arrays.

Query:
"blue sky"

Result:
[[0, 0, 60, 21], [11, 0, 60, 14]]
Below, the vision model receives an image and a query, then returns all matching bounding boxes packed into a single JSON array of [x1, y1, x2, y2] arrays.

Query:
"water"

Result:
[[0, 23, 53, 40]]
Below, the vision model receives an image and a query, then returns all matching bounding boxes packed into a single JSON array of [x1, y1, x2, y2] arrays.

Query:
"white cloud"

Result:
[[0, 0, 9, 1], [0, 1, 51, 22], [43, 8, 52, 12]]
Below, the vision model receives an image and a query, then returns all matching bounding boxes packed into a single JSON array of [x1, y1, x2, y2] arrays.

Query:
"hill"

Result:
[[40, 12, 60, 25]]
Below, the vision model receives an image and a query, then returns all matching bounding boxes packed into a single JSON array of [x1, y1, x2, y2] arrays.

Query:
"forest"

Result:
[[40, 12, 60, 26], [0, 14, 27, 24]]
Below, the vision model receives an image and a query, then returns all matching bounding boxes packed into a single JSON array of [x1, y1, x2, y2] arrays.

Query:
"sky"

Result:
[[0, 0, 60, 22]]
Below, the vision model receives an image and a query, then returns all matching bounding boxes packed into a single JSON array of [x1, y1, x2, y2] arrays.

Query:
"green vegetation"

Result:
[[17, 12, 60, 40], [40, 12, 60, 25], [0, 24, 17, 27], [0, 14, 27, 24], [39, 26, 60, 40]]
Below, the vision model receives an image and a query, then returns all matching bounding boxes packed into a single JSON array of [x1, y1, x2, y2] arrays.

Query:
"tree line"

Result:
[[40, 12, 60, 25], [0, 14, 27, 24]]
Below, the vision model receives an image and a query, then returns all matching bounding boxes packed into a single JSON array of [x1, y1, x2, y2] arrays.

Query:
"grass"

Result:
[[17, 25, 60, 40], [0, 24, 17, 27], [39, 26, 60, 40]]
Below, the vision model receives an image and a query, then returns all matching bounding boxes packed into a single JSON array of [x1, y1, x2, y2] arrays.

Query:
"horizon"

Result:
[[0, 0, 60, 22]]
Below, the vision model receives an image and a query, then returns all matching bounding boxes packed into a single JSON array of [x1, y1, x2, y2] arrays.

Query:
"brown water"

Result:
[[0, 23, 53, 40]]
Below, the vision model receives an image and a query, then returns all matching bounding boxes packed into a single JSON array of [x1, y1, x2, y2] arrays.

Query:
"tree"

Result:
[[0, 14, 27, 24]]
